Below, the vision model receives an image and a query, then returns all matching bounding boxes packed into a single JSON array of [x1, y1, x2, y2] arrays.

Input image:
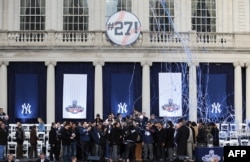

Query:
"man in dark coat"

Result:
[[49, 122, 57, 161], [0, 122, 8, 160], [155, 122, 166, 161], [174, 118, 190, 157], [165, 121, 176, 162]]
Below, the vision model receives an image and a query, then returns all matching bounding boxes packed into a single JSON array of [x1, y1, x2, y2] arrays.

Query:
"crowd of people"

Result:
[[0, 107, 220, 162]]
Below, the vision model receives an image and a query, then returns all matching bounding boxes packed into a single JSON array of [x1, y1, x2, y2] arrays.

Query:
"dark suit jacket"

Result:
[[35, 158, 50, 162], [175, 125, 190, 156]]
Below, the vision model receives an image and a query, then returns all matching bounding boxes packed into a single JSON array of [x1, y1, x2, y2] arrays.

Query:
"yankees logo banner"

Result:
[[159, 72, 182, 117], [63, 74, 87, 119], [205, 74, 227, 119], [15, 74, 39, 119], [111, 73, 134, 117]]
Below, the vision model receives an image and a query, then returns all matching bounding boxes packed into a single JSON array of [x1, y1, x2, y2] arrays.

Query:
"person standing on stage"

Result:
[[174, 118, 190, 157], [29, 125, 39, 158], [49, 122, 57, 161], [15, 122, 25, 159], [0, 122, 8, 160]]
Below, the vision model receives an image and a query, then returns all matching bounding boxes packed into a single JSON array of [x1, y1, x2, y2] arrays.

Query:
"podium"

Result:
[[135, 143, 142, 160]]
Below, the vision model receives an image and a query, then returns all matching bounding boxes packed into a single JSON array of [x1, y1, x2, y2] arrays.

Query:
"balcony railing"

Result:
[[0, 30, 244, 49]]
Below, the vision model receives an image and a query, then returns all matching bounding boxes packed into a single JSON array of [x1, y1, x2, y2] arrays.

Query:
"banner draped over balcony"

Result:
[[103, 63, 142, 119], [8, 62, 47, 123]]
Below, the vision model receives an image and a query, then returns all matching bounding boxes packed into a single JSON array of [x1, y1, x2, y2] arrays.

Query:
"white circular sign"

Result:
[[106, 11, 142, 46]]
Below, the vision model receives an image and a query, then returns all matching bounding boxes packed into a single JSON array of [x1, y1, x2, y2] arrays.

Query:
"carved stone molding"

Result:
[[45, 61, 57, 67], [93, 60, 105, 66], [141, 61, 152, 67], [0, 61, 9, 66], [233, 61, 244, 67]]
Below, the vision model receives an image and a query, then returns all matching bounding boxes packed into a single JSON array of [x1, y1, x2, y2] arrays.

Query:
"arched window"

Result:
[[106, 0, 132, 22], [20, 0, 46, 30], [63, 0, 89, 31], [192, 0, 216, 32], [149, 0, 175, 32]]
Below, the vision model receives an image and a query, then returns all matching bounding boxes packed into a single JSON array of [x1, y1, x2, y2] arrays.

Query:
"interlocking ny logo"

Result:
[[117, 102, 128, 114], [21, 103, 32, 115], [211, 102, 221, 114]]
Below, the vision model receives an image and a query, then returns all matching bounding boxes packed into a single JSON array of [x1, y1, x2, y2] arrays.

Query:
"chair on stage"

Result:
[[8, 131, 16, 141], [37, 140, 43, 153], [246, 121, 250, 138], [45, 140, 51, 158], [37, 131, 46, 144], [219, 131, 228, 146], [25, 131, 30, 140], [238, 123, 247, 136], [220, 123, 229, 132], [7, 141, 17, 158], [230, 123, 237, 131], [228, 131, 239, 146], [22, 124, 31, 132], [23, 140, 29, 158]]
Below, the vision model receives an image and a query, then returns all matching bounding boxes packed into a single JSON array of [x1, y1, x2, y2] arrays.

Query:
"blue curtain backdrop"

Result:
[[150, 62, 189, 120], [198, 63, 235, 123], [55, 62, 94, 123], [103, 63, 142, 119], [7, 62, 47, 123]]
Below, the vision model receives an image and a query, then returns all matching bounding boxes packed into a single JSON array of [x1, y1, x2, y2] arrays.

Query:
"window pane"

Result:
[[149, 0, 175, 32], [20, 0, 46, 30], [191, 0, 216, 32], [106, 0, 132, 22], [63, 0, 89, 31]]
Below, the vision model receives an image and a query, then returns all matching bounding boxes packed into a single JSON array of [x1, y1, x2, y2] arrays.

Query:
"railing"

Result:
[[0, 30, 241, 49]]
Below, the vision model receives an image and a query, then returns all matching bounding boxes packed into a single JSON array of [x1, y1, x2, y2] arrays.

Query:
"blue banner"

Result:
[[206, 74, 227, 119], [111, 73, 134, 117], [15, 74, 38, 119]]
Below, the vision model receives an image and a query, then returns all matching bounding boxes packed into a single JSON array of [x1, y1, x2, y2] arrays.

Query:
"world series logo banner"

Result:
[[159, 72, 182, 117], [15, 74, 38, 119], [63, 74, 87, 119]]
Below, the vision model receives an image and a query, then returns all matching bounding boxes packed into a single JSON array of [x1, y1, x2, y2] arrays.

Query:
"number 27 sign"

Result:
[[106, 11, 142, 46]]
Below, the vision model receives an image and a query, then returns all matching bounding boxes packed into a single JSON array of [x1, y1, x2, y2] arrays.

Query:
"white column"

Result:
[[93, 61, 104, 118], [234, 62, 243, 123], [2, 0, 8, 30], [45, 61, 56, 124], [246, 63, 250, 121], [141, 61, 152, 118], [188, 62, 198, 122], [0, 61, 9, 112]]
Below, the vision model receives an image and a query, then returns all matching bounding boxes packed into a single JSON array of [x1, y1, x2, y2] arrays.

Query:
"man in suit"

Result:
[[174, 118, 190, 157], [35, 152, 49, 162]]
